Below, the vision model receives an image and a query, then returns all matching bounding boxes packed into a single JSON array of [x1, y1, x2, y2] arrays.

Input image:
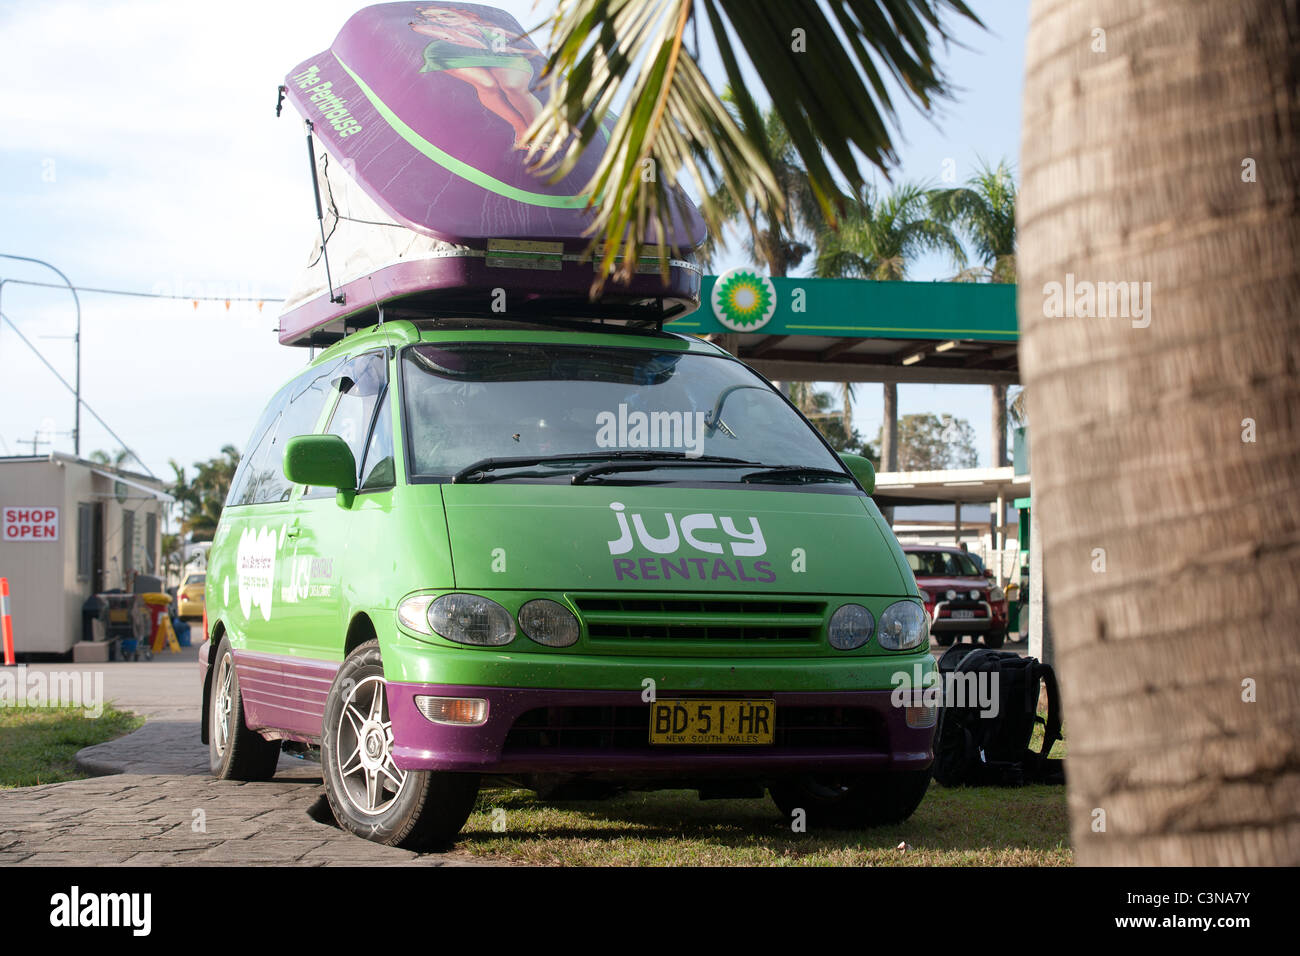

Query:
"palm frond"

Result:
[[930, 157, 1016, 279], [530, 0, 982, 287]]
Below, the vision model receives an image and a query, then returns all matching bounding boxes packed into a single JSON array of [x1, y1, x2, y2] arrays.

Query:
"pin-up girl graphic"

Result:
[[410, 6, 547, 150]]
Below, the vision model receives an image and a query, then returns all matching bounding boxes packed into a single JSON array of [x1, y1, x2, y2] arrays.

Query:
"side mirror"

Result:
[[983, 569, 994, 579], [838, 452, 875, 494], [283, 435, 356, 491]]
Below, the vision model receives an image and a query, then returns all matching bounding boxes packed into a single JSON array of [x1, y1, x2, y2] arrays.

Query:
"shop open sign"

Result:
[[3, 507, 59, 542]]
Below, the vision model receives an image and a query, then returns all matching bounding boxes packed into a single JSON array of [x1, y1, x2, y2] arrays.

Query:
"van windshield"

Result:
[[906, 551, 982, 577], [400, 343, 848, 483]]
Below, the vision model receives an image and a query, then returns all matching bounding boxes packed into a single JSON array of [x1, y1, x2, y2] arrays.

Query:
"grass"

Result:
[[1031, 716, 1067, 757], [454, 707, 1070, 866], [456, 709, 1070, 866], [0, 705, 143, 788], [456, 782, 1071, 866]]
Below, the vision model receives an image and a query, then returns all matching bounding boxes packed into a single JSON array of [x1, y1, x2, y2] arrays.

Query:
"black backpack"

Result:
[[932, 644, 1065, 787]]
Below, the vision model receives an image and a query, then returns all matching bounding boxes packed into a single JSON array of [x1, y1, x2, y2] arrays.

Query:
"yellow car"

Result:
[[177, 572, 206, 619]]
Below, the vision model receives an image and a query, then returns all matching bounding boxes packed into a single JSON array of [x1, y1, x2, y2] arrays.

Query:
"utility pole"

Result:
[[0, 255, 82, 456]]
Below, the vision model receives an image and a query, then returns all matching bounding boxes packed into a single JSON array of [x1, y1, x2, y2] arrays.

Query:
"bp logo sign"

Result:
[[711, 268, 777, 332]]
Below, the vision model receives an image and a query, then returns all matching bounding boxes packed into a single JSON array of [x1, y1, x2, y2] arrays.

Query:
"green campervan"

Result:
[[199, 317, 937, 848]]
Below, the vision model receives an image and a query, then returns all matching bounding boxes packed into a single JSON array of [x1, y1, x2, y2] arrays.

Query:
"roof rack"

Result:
[[289, 290, 695, 348]]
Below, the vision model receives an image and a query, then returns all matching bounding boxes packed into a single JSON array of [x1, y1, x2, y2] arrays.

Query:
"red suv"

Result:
[[902, 546, 1009, 648]]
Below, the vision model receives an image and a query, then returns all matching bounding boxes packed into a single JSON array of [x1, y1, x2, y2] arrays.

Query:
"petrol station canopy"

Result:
[[872, 466, 1029, 511], [666, 274, 1018, 386]]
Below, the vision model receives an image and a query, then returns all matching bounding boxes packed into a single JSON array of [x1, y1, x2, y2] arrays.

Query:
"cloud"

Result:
[[0, 0, 550, 476]]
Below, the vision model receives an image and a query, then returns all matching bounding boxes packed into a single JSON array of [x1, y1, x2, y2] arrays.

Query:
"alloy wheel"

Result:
[[335, 674, 408, 815]]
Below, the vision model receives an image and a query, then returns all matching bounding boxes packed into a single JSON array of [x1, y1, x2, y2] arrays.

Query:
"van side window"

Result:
[[358, 389, 395, 491], [305, 351, 387, 495], [226, 382, 292, 507], [229, 358, 345, 506]]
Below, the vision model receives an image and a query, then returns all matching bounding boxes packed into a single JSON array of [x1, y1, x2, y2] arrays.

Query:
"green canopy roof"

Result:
[[667, 275, 1018, 385]]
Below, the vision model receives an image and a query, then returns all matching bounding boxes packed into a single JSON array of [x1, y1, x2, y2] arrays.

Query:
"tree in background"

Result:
[[790, 384, 868, 455], [809, 183, 967, 477], [169, 445, 240, 543], [160, 531, 185, 581], [89, 448, 130, 468], [1008, 386, 1026, 430], [812, 183, 967, 280], [699, 102, 824, 278], [932, 158, 1017, 283], [878, 413, 978, 471], [933, 158, 1018, 466]]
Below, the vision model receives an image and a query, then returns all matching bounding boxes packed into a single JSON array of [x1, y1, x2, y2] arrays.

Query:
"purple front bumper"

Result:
[[386, 684, 934, 777]]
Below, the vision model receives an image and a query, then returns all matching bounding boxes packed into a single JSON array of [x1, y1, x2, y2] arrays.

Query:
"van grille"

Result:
[[569, 595, 826, 644]]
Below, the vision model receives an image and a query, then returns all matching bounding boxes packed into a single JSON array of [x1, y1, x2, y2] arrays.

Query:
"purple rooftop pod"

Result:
[[277, 2, 707, 347]]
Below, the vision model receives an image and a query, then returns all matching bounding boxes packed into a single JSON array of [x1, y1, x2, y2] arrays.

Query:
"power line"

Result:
[[0, 309, 155, 478], [0, 277, 285, 303]]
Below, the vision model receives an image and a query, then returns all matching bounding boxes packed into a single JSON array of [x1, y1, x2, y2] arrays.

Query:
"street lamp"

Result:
[[0, 253, 82, 456]]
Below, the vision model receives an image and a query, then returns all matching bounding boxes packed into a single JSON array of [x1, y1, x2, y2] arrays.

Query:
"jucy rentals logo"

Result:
[[605, 502, 776, 584]]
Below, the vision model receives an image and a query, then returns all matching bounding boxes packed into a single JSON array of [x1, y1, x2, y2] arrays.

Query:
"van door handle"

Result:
[[285, 527, 301, 539]]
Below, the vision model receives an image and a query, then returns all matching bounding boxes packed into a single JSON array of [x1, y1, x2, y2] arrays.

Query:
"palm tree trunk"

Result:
[[880, 381, 898, 524], [991, 384, 1007, 467], [1019, 0, 1300, 865], [880, 382, 898, 471]]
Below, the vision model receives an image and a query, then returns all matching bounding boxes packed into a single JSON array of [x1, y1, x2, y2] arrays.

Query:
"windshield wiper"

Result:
[[570, 455, 762, 485], [452, 451, 745, 483], [739, 465, 853, 484]]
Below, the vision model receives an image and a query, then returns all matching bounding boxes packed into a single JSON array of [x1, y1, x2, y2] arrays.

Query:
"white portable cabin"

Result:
[[0, 454, 171, 655]]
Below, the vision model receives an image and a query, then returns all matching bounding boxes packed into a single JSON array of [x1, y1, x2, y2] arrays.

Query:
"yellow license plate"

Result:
[[649, 699, 775, 745]]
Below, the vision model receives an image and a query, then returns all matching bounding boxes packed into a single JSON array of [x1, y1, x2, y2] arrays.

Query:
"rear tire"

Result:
[[769, 767, 931, 829], [208, 639, 281, 781], [321, 640, 479, 849]]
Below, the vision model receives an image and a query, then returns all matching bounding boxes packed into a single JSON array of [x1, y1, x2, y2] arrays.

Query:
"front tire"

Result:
[[934, 633, 956, 647], [321, 640, 479, 849], [983, 629, 1006, 649], [769, 767, 931, 829], [208, 639, 281, 780]]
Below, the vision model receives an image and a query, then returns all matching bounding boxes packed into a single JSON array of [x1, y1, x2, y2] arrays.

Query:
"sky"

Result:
[[0, 0, 1027, 482]]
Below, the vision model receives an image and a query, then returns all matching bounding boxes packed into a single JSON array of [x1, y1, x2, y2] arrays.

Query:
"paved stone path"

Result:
[[0, 646, 491, 866]]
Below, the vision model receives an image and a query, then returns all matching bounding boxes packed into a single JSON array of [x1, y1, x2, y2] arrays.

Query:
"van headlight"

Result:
[[398, 593, 515, 646], [877, 601, 928, 651], [518, 599, 580, 647], [828, 604, 875, 650]]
